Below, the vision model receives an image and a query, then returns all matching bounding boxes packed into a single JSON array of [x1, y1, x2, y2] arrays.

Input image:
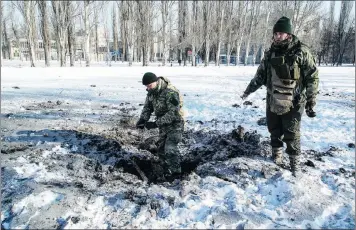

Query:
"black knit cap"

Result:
[[142, 72, 158, 85], [273, 16, 292, 34]]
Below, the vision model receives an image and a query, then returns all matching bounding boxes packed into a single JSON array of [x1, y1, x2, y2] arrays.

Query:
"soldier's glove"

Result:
[[145, 121, 158, 130], [305, 97, 316, 118], [241, 92, 249, 100], [136, 118, 145, 129]]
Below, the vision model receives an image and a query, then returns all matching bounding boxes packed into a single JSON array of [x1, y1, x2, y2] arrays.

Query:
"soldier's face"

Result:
[[145, 81, 157, 90], [273, 32, 290, 42]]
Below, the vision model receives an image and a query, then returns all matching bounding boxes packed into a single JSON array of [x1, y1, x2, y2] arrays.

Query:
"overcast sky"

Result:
[[324, 1, 355, 20]]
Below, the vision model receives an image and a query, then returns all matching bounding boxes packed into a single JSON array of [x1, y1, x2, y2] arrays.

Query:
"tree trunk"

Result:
[[178, 1, 187, 66], [30, 3, 38, 61], [226, 1, 233, 66], [161, 1, 168, 66], [92, 7, 98, 62], [137, 1, 151, 66], [0, 0, 2, 64], [2, 20, 12, 60], [244, 2, 255, 66], [67, 1, 75, 66], [236, 41, 241, 66], [215, 2, 224, 66], [84, 0, 90, 67], [68, 25, 75, 66], [24, 1, 36, 67], [260, 11, 270, 62], [38, 1, 51, 66], [203, 2, 212, 67], [291, 1, 302, 36], [113, 7, 119, 62], [126, 2, 134, 66], [235, 1, 248, 66]]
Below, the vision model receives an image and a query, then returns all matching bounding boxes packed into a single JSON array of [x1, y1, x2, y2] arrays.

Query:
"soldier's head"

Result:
[[142, 72, 158, 90], [272, 16, 292, 43]]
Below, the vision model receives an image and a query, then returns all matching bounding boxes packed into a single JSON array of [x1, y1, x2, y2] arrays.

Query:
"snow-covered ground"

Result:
[[1, 60, 355, 229]]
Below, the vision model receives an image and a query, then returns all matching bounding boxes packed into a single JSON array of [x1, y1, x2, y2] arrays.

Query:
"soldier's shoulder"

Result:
[[166, 84, 180, 94], [264, 48, 272, 55], [300, 43, 309, 51], [164, 88, 179, 97], [298, 41, 313, 53], [299, 42, 316, 60], [261, 48, 272, 61]]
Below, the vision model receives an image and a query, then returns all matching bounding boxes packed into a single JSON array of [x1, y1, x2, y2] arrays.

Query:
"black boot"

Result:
[[272, 147, 283, 165], [289, 155, 300, 177]]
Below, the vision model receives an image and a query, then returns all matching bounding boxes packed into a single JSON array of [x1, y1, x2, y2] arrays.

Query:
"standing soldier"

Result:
[[241, 16, 319, 177], [136, 72, 185, 182]]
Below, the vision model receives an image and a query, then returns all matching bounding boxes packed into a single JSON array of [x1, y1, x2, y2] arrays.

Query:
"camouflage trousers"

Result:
[[266, 98, 306, 156], [152, 122, 183, 177]]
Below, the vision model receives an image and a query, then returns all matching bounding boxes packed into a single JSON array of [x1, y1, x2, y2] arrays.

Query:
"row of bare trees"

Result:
[[1, 1, 355, 67], [317, 1, 355, 66]]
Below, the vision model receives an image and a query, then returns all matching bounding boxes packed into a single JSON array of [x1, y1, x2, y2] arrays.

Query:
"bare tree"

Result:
[[244, 1, 259, 66], [80, 1, 106, 66], [31, 2, 38, 60], [161, 1, 174, 66], [189, 0, 203, 66], [203, 1, 214, 66], [13, 1, 37, 67], [112, 4, 119, 62], [234, 1, 249, 66], [259, 2, 271, 62], [67, 1, 76, 66], [38, 0, 51, 66], [136, 1, 153, 66], [120, 1, 136, 66], [120, 0, 127, 62], [2, 5, 12, 60], [103, 13, 111, 67], [250, 1, 262, 66], [293, 1, 323, 37], [225, 1, 234, 66], [9, 11, 24, 62], [178, 1, 188, 66], [336, 1, 354, 66], [51, 1, 69, 66], [0, 0, 3, 63], [325, 1, 336, 65], [215, 1, 225, 66], [83, 0, 91, 66]]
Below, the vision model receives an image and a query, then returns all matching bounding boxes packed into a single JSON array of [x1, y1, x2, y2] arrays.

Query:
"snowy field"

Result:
[[1, 60, 355, 229]]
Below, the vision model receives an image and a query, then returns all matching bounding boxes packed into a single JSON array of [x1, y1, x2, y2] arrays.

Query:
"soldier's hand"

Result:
[[145, 121, 158, 130], [240, 93, 249, 100], [136, 119, 145, 129], [305, 97, 316, 118], [305, 97, 316, 110]]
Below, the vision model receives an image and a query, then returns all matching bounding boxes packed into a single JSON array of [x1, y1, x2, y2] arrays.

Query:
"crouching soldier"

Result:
[[241, 16, 319, 177], [136, 72, 185, 182]]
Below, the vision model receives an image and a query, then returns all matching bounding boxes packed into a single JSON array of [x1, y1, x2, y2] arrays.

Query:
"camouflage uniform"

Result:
[[243, 35, 319, 174], [139, 77, 184, 178]]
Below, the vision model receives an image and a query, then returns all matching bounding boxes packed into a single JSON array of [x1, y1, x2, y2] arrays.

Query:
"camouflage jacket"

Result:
[[244, 35, 319, 104], [139, 77, 184, 127]]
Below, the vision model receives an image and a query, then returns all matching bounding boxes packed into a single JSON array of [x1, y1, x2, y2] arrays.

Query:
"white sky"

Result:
[[324, 1, 355, 20]]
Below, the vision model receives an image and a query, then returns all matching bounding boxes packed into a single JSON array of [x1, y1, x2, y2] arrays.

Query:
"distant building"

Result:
[[2, 26, 171, 63], [2, 27, 117, 63]]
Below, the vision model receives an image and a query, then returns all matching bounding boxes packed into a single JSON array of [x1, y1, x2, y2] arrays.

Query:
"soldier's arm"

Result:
[[243, 56, 267, 95], [139, 95, 153, 121], [156, 90, 180, 127], [301, 49, 319, 100]]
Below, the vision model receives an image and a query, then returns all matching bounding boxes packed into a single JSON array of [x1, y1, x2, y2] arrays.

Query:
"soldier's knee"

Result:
[[283, 131, 300, 141], [285, 140, 300, 154]]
